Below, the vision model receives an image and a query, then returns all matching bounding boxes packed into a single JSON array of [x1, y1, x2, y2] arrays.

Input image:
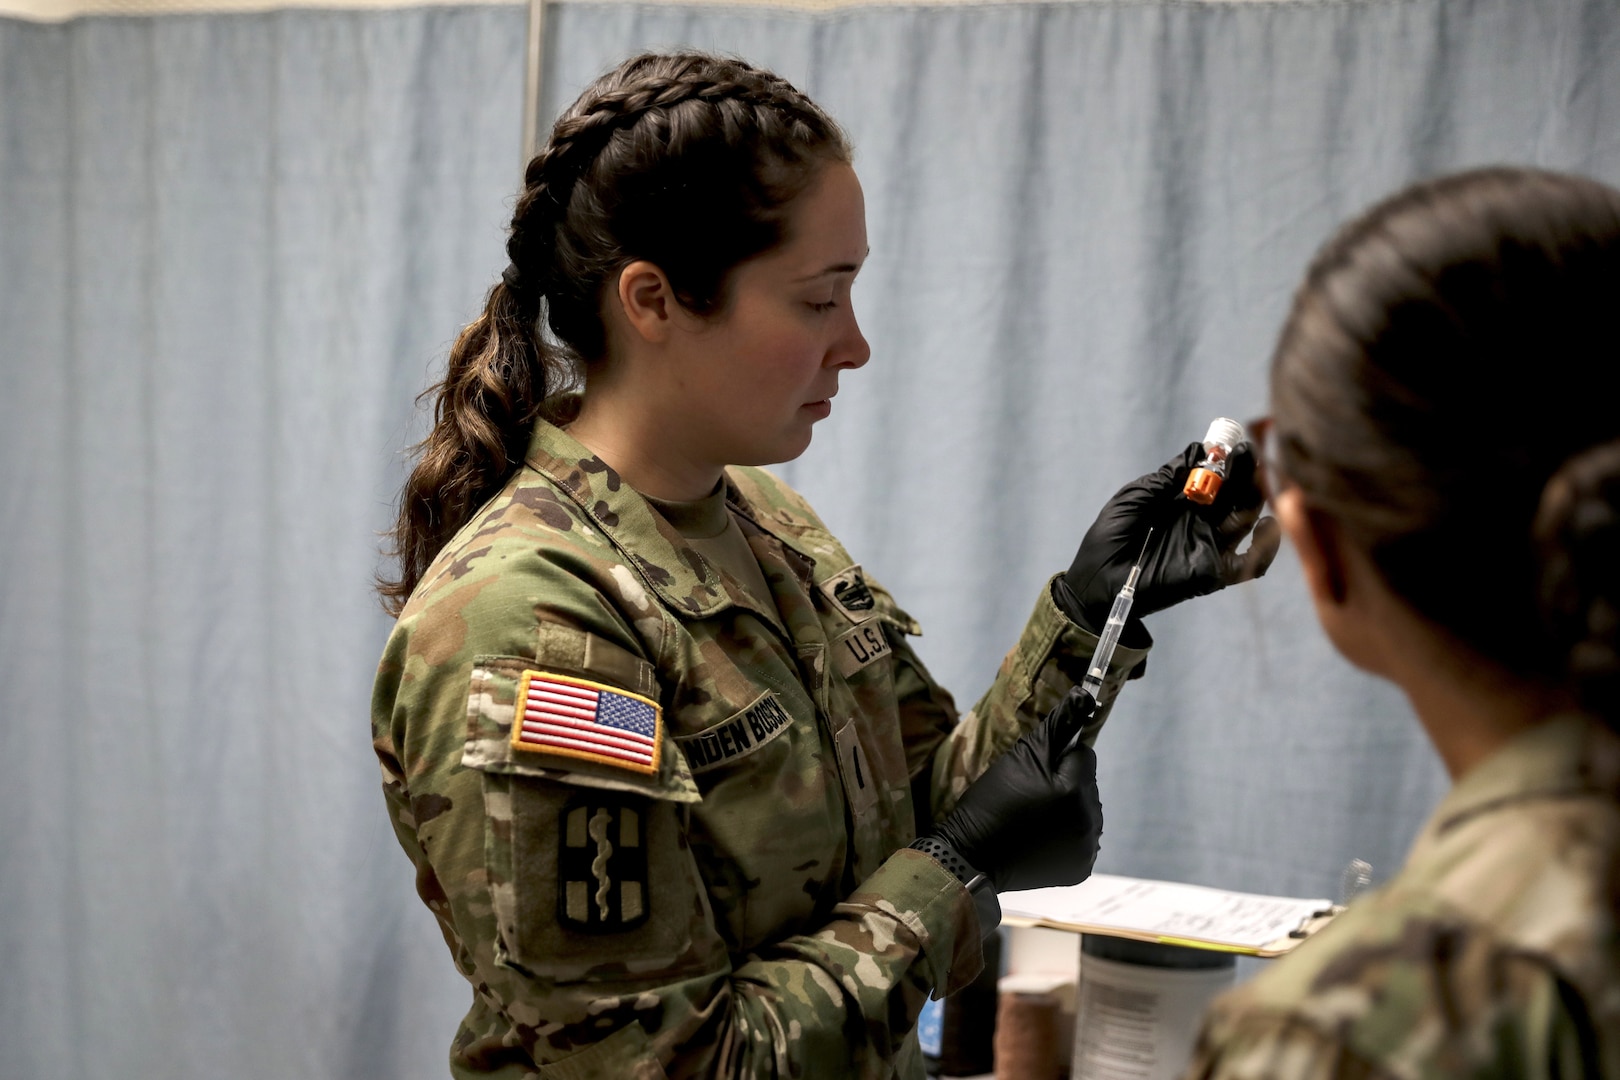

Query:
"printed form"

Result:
[[999, 874, 1332, 954]]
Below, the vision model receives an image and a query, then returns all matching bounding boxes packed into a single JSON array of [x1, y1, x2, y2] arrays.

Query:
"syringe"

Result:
[[1078, 529, 1154, 703]]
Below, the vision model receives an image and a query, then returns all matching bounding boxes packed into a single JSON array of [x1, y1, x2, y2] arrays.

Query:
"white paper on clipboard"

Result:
[[999, 873, 1333, 955]]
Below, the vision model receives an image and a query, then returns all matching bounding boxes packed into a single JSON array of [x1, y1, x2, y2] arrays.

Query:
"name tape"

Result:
[[676, 691, 795, 774]]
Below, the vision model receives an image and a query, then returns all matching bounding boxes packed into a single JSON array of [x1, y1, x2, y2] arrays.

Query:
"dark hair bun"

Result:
[[1535, 438, 1620, 715]]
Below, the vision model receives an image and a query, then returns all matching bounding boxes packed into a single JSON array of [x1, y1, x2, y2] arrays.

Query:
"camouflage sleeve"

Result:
[[1182, 1012, 1396, 1080], [375, 616, 982, 1078], [891, 575, 1150, 824], [1183, 991, 1600, 1080]]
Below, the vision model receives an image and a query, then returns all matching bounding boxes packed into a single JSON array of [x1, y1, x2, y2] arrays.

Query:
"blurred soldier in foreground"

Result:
[[1189, 167, 1620, 1078]]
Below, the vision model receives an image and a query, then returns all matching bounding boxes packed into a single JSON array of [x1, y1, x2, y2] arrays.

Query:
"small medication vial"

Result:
[[1182, 417, 1246, 505]]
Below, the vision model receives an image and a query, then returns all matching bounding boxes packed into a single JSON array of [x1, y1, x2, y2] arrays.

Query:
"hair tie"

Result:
[[501, 263, 524, 292]]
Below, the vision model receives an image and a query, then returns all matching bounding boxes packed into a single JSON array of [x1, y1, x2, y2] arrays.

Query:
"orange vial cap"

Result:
[[1184, 467, 1223, 505]]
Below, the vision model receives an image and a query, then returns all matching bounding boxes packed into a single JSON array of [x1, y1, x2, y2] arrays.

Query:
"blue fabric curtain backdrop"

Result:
[[4, 0, 1619, 1075]]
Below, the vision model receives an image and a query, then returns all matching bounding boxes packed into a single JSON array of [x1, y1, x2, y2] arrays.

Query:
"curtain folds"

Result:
[[3, 1, 1617, 1075]]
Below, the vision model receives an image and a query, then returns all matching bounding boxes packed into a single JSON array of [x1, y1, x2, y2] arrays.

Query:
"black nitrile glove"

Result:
[[1059, 441, 1281, 634], [929, 689, 1103, 894]]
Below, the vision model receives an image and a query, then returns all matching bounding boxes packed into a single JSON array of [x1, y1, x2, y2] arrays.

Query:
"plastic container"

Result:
[[1072, 936, 1236, 1080]]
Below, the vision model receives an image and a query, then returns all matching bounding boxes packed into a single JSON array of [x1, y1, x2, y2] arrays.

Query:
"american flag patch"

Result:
[[511, 671, 662, 775]]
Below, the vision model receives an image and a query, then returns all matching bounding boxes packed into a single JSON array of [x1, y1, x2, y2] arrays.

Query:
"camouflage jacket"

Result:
[[372, 415, 1148, 1079], [1186, 713, 1620, 1080]]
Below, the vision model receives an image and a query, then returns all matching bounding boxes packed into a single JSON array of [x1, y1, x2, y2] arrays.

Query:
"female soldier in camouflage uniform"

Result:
[[374, 51, 1274, 1078], [1188, 168, 1620, 1078]]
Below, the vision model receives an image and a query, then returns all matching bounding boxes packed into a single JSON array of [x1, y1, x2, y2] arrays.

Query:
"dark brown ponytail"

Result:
[[379, 52, 849, 614], [1269, 167, 1620, 726], [1535, 440, 1620, 719]]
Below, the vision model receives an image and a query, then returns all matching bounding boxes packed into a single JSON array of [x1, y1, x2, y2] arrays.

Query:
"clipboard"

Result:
[[998, 873, 1339, 958]]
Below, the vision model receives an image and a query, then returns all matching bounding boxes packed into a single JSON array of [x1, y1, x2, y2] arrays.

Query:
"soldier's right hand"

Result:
[[927, 689, 1103, 894]]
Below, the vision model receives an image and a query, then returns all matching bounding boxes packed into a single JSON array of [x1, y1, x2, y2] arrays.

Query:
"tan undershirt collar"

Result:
[[644, 481, 729, 540]]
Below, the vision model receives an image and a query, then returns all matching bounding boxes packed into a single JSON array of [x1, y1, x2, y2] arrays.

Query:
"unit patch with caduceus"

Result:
[[558, 792, 651, 933]]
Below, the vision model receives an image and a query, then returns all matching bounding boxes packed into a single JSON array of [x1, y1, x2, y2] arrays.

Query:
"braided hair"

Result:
[[380, 52, 849, 613], [1268, 167, 1620, 725]]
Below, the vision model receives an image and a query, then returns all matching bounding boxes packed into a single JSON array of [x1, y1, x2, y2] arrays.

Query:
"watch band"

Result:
[[907, 836, 978, 883], [908, 836, 1002, 938]]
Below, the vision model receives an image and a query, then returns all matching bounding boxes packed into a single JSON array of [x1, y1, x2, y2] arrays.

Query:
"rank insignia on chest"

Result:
[[558, 794, 650, 933], [820, 565, 877, 622], [511, 671, 663, 776]]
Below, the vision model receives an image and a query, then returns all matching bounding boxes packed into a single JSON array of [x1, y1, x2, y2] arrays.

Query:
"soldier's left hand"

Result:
[[1057, 441, 1281, 634]]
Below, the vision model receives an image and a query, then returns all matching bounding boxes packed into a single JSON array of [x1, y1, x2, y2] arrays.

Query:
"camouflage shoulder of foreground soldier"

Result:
[[1188, 720, 1620, 1080]]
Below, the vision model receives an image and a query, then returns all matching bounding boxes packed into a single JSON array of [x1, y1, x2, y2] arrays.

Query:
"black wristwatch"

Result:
[[908, 836, 1001, 939]]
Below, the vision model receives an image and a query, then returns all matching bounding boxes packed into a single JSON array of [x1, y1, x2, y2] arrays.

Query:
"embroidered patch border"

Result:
[[511, 670, 663, 776]]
